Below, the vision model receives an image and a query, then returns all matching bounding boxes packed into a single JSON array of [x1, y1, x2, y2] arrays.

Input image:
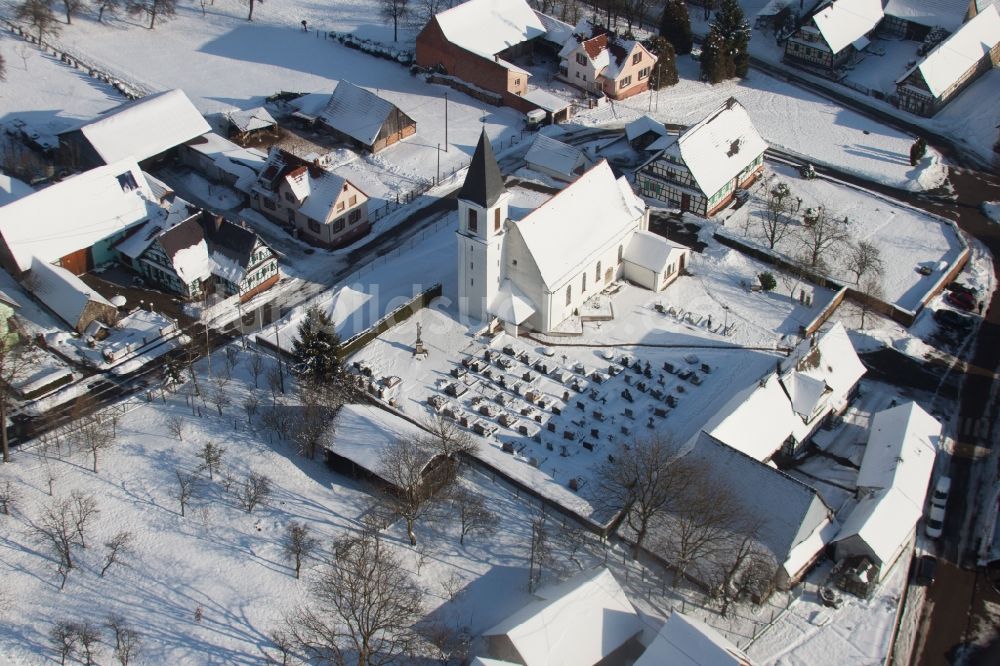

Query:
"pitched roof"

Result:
[[510, 160, 645, 289], [882, 0, 970, 31], [459, 130, 507, 208], [623, 230, 688, 272], [654, 98, 768, 198], [67, 89, 211, 164], [833, 487, 923, 565], [810, 0, 884, 54], [783, 322, 866, 404], [489, 278, 536, 324], [483, 568, 640, 666], [327, 404, 436, 481], [706, 373, 801, 462], [157, 218, 211, 284], [635, 612, 755, 666], [0, 159, 155, 272], [855, 401, 940, 506], [625, 115, 669, 143], [228, 106, 277, 133], [0, 173, 33, 207], [27, 256, 114, 328], [534, 10, 574, 46], [113, 195, 199, 260], [896, 5, 1000, 97], [319, 81, 412, 147], [433, 0, 546, 59], [524, 134, 588, 179]]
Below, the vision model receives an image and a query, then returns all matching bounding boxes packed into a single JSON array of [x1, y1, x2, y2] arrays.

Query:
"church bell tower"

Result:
[[456, 130, 509, 323]]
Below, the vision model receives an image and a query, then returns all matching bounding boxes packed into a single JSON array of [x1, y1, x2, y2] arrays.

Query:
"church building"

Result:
[[456, 131, 689, 334]]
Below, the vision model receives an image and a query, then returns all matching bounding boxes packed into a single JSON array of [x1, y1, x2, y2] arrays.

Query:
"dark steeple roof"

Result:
[[458, 129, 506, 208]]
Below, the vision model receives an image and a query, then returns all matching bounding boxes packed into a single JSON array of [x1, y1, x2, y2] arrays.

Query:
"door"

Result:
[[681, 193, 691, 211], [605, 268, 612, 283], [59, 248, 91, 275]]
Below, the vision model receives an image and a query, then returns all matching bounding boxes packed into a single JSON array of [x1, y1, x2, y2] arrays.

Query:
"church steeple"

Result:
[[458, 129, 506, 208]]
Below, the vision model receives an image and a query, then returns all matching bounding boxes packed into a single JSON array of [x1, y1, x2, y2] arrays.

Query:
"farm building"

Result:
[[523, 134, 590, 181], [783, 0, 884, 74], [635, 611, 756, 666], [226, 106, 278, 143], [316, 82, 416, 153], [24, 257, 118, 334]]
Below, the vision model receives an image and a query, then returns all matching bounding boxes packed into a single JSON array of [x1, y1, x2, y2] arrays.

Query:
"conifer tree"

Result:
[[291, 306, 341, 384], [710, 0, 751, 78], [699, 30, 728, 83], [659, 0, 693, 55], [646, 36, 679, 88]]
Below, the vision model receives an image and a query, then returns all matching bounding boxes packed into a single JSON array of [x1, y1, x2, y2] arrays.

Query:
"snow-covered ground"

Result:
[[985, 201, 1000, 224]]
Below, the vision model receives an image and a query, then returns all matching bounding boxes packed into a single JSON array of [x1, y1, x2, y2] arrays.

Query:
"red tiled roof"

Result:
[[582, 34, 608, 59]]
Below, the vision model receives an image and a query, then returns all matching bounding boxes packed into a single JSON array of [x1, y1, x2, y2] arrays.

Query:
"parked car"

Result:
[[933, 308, 974, 330], [926, 505, 946, 539], [915, 555, 938, 585], [931, 476, 951, 509], [947, 281, 978, 297], [946, 290, 976, 311]]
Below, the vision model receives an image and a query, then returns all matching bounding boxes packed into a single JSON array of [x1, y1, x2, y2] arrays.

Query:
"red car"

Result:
[[946, 290, 976, 311]]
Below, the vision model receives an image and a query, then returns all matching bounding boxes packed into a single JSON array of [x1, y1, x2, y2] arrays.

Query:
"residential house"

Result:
[[881, 0, 972, 39], [200, 215, 280, 302], [0, 159, 160, 276], [25, 257, 118, 333], [832, 402, 941, 580], [251, 149, 370, 249], [481, 568, 643, 666], [894, 6, 1000, 116], [316, 82, 416, 154], [636, 98, 767, 217], [624, 115, 669, 151], [783, 0, 884, 74], [523, 133, 591, 181], [57, 89, 211, 170], [558, 23, 657, 100], [457, 130, 689, 334], [117, 215, 211, 300], [704, 322, 867, 462], [415, 0, 572, 117], [635, 611, 756, 666], [226, 106, 278, 143]]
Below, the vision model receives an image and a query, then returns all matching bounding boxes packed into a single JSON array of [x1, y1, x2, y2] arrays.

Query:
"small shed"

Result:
[[524, 134, 590, 182], [624, 115, 669, 150], [227, 107, 278, 143], [26, 257, 118, 333], [832, 488, 922, 580], [317, 82, 416, 153], [622, 230, 689, 291]]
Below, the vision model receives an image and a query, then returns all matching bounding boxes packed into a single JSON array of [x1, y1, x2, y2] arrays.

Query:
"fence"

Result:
[[338, 283, 443, 358]]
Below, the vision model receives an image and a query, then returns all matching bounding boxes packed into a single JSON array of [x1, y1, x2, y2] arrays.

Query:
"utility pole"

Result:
[[205, 323, 212, 376], [437, 143, 441, 183], [273, 322, 285, 393], [444, 92, 449, 152]]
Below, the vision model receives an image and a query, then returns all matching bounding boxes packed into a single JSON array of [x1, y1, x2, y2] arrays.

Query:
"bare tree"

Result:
[[0, 479, 17, 515], [237, 471, 272, 513], [0, 341, 32, 464], [706, 527, 775, 616], [166, 414, 185, 441], [174, 470, 197, 517], [798, 207, 849, 269], [378, 438, 438, 545], [424, 413, 477, 467], [106, 614, 141, 666], [127, 0, 177, 29], [293, 389, 331, 460], [100, 531, 134, 577], [593, 435, 696, 559], [16, 0, 62, 44], [283, 521, 318, 579], [74, 620, 101, 666], [288, 530, 423, 665], [451, 486, 498, 546], [242, 393, 259, 425], [527, 512, 551, 593], [758, 182, 795, 249], [76, 416, 116, 473], [267, 628, 294, 666], [249, 351, 265, 388], [34, 497, 76, 580], [195, 442, 226, 480], [210, 379, 232, 416], [846, 239, 884, 285], [59, 0, 84, 23], [93, 0, 124, 22], [224, 345, 241, 379], [857, 273, 885, 330], [267, 365, 283, 406], [380, 0, 411, 41], [49, 620, 78, 665], [69, 490, 99, 549]]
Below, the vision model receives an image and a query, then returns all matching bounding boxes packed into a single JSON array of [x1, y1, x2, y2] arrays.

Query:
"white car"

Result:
[[931, 476, 951, 509], [926, 506, 946, 539]]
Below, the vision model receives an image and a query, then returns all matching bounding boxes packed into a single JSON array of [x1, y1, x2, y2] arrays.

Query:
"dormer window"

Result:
[[116, 172, 139, 192]]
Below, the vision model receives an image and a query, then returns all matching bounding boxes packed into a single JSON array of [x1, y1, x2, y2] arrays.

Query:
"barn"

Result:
[[316, 82, 416, 154]]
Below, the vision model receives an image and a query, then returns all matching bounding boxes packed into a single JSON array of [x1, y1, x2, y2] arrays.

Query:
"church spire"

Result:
[[458, 129, 506, 208]]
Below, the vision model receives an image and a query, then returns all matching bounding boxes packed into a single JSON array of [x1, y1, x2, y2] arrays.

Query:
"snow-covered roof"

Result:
[[327, 404, 435, 480], [319, 81, 413, 147], [26, 256, 114, 328], [0, 159, 155, 272], [783, 322, 866, 406], [113, 195, 199, 260], [625, 115, 669, 143], [783, 371, 830, 421], [434, 0, 546, 59], [483, 567, 640, 666], [524, 134, 587, 179], [70, 89, 211, 164], [489, 278, 536, 324], [521, 88, 572, 113], [810, 0, 883, 54], [0, 287, 21, 309], [227, 106, 277, 133], [833, 488, 923, 565], [471, 659, 520, 666], [659, 98, 768, 198], [782, 518, 839, 580], [185, 133, 267, 194], [883, 0, 969, 32], [0, 173, 33, 207], [157, 219, 211, 284], [623, 230, 688, 272], [635, 611, 755, 666], [510, 160, 645, 289], [896, 5, 1000, 97], [202, 217, 269, 285], [297, 171, 349, 223], [706, 374, 800, 462], [534, 10, 574, 45], [855, 402, 940, 506], [603, 40, 645, 81]]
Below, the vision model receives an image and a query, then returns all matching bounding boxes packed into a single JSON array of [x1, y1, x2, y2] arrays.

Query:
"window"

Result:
[[565, 284, 572, 305], [468, 209, 478, 233], [576, 52, 587, 66], [308, 220, 321, 234], [633, 52, 642, 65], [336, 201, 345, 212], [349, 209, 361, 224], [619, 76, 632, 89], [581, 272, 587, 293], [116, 172, 139, 192], [283, 191, 295, 203], [514, 78, 520, 86], [575, 71, 581, 79], [595, 261, 602, 282], [470, 262, 474, 270], [333, 219, 345, 233], [638, 67, 650, 80], [349, 195, 357, 206], [494, 208, 501, 231], [262, 197, 276, 211], [617, 244, 623, 264]]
